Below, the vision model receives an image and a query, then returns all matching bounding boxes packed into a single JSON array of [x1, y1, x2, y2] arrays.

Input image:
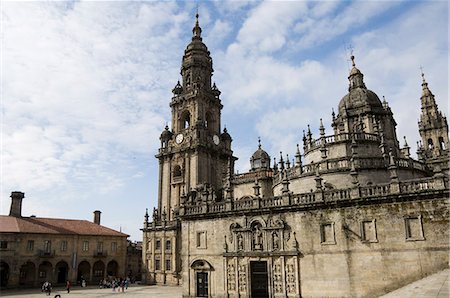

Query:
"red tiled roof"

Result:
[[0, 215, 128, 237]]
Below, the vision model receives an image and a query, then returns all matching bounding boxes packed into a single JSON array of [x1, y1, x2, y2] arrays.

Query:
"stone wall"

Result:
[[180, 195, 449, 297]]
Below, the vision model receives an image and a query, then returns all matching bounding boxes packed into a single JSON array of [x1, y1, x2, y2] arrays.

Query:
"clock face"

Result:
[[176, 133, 184, 144], [213, 134, 220, 145]]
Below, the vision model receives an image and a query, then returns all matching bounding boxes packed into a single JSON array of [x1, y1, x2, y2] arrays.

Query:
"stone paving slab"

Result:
[[0, 284, 183, 298], [380, 269, 449, 298]]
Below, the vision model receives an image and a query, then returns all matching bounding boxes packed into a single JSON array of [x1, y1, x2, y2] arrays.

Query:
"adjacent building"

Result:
[[0, 192, 128, 288], [142, 15, 449, 298]]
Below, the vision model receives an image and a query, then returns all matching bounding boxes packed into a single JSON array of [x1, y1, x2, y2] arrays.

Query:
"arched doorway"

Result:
[[77, 261, 91, 284], [93, 261, 105, 283], [38, 261, 53, 284], [106, 260, 119, 278], [0, 262, 10, 288], [55, 261, 69, 284], [190, 259, 214, 298], [19, 261, 36, 286]]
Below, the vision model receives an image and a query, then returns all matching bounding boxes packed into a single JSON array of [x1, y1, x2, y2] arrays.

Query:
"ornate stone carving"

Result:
[[227, 263, 236, 291], [273, 257, 283, 294]]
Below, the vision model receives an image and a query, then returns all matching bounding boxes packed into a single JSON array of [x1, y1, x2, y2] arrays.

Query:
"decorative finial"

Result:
[[351, 55, 356, 67], [420, 66, 425, 82], [258, 137, 261, 149], [193, 11, 202, 38]]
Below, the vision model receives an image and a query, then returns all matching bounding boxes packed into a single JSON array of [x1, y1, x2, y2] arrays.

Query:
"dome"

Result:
[[338, 88, 383, 115], [160, 125, 173, 141], [338, 55, 383, 115], [221, 128, 232, 142], [250, 139, 271, 170]]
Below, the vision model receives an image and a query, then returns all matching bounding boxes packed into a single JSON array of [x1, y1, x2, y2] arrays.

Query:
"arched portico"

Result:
[[93, 261, 105, 283], [0, 262, 10, 288], [77, 261, 91, 284], [19, 261, 36, 287], [106, 260, 119, 277], [38, 261, 53, 284], [55, 261, 69, 284]]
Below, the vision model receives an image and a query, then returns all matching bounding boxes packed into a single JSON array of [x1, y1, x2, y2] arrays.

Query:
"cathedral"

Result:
[[142, 15, 449, 298]]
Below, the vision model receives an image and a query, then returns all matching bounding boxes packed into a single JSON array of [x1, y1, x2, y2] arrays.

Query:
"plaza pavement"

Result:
[[0, 284, 182, 298], [0, 269, 448, 297]]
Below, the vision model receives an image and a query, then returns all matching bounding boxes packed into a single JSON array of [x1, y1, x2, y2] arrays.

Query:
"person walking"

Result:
[[66, 280, 72, 293]]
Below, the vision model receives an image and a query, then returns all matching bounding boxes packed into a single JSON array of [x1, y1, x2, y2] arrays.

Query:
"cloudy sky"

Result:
[[1, 1, 448, 240]]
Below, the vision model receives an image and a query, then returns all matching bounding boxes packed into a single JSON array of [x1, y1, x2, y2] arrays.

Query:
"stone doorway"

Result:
[[250, 261, 268, 298], [196, 272, 208, 297]]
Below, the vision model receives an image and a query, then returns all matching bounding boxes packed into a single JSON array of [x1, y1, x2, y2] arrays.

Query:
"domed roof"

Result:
[[338, 55, 383, 114], [250, 139, 271, 171], [338, 88, 383, 114], [221, 127, 232, 141], [160, 125, 173, 141], [251, 139, 270, 161], [252, 147, 270, 160]]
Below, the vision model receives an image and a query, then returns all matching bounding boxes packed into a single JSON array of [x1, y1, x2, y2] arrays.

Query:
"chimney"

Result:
[[93, 210, 101, 225], [9, 191, 25, 217]]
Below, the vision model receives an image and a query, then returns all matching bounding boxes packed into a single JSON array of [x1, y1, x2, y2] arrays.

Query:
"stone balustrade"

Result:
[[178, 174, 448, 218]]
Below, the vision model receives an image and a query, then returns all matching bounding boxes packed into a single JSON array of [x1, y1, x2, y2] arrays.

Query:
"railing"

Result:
[[360, 184, 391, 197], [181, 175, 447, 217], [307, 132, 380, 151], [38, 250, 55, 257], [400, 178, 435, 193], [94, 251, 107, 257]]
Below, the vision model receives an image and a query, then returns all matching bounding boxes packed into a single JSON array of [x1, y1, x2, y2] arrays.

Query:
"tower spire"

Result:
[[193, 12, 202, 39]]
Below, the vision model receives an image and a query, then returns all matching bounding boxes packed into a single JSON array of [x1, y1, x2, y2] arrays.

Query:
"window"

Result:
[[196, 231, 207, 249], [60, 241, 67, 252], [82, 241, 89, 252], [97, 242, 103, 253], [405, 216, 425, 241], [111, 242, 117, 252], [165, 240, 171, 252], [320, 223, 336, 245], [361, 220, 378, 242], [44, 240, 51, 253], [94, 270, 103, 277], [0, 241, 7, 249], [428, 138, 433, 150], [39, 271, 46, 278], [155, 239, 161, 250], [165, 259, 171, 271], [173, 165, 182, 178], [155, 259, 161, 271], [27, 240, 34, 251], [439, 137, 445, 150]]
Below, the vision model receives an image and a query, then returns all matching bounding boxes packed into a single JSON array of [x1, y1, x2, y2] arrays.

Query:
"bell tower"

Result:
[[417, 72, 449, 171], [156, 14, 235, 221]]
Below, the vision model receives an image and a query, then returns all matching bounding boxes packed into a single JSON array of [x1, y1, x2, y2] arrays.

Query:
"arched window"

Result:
[[439, 137, 445, 150], [427, 138, 434, 150], [180, 111, 191, 130]]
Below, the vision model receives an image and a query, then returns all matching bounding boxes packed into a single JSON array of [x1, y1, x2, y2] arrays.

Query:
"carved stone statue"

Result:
[[253, 225, 263, 250]]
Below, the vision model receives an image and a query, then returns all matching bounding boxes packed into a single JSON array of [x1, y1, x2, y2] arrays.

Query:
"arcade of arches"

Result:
[[1, 259, 121, 287]]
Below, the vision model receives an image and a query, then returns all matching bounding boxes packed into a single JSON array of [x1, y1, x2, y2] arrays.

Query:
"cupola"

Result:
[[250, 138, 271, 171]]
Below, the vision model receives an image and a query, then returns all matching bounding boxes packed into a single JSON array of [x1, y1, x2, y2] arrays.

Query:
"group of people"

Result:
[[99, 277, 130, 292], [41, 280, 71, 296], [41, 276, 131, 295]]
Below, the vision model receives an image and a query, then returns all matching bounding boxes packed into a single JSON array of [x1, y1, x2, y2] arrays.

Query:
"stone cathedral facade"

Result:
[[142, 16, 449, 298]]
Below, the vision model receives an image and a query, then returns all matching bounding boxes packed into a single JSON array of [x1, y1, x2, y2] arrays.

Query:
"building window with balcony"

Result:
[[44, 240, 51, 253], [165, 240, 171, 252], [27, 240, 34, 251], [155, 239, 161, 251], [165, 259, 171, 271], [0, 241, 7, 249], [60, 241, 67, 252], [82, 241, 89, 252], [111, 242, 117, 252], [155, 259, 161, 271]]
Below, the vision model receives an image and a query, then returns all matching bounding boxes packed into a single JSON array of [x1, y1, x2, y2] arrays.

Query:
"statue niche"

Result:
[[252, 222, 263, 251]]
